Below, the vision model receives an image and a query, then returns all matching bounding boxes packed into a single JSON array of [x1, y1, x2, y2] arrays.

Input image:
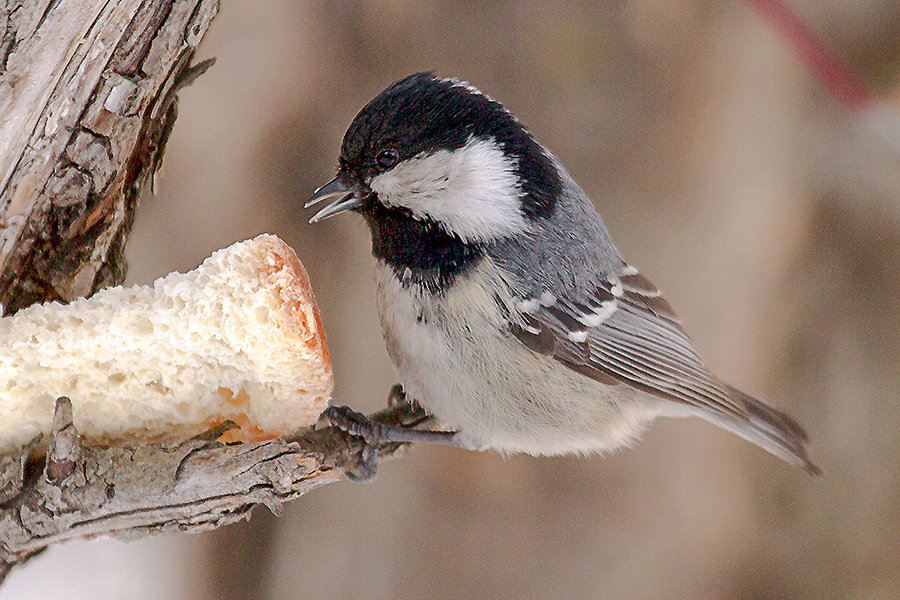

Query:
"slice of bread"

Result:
[[0, 234, 333, 452]]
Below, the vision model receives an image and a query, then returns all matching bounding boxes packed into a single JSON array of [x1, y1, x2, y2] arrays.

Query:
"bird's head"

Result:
[[307, 73, 562, 244]]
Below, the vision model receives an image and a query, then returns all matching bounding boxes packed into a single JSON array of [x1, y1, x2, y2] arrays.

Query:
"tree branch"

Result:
[[0, 398, 426, 583]]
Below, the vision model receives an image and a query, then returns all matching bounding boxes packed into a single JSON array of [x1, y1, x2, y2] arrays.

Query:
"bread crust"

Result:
[[258, 235, 332, 375]]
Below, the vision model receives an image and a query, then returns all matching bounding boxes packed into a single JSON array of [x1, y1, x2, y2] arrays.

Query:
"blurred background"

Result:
[[4, 1, 900, 598]]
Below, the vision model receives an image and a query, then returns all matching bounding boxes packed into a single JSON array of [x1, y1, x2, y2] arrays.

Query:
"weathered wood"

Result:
[[0, 397, 424, 581], [0, 0, 218, 315]]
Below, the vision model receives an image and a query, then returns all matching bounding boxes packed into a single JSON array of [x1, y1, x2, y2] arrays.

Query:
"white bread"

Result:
[[0, 234, 333, 452]]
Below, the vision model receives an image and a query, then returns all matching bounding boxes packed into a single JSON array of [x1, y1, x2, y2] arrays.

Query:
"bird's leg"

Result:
[[323, 391, 460, 481], [324, 405, 460, 446]]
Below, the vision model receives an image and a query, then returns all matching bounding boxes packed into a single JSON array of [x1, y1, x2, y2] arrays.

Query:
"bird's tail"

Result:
[[701, 385, 821, 476]]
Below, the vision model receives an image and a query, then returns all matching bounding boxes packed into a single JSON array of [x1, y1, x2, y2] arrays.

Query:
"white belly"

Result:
[[373, 261, 659, 456]]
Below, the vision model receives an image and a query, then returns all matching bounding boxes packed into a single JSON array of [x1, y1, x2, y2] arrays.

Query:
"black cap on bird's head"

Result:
[[307, 73, 562, 232], [339, 73, 521, 181]]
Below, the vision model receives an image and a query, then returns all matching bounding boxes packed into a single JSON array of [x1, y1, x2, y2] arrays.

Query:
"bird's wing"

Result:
[[507, 265, 748, 420]]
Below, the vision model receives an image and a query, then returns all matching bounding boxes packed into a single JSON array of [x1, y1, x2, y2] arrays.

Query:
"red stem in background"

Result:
[[745, 0, 876, 110]]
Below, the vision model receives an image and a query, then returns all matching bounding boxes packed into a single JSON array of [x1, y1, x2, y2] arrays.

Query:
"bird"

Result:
[[306, 72, 819, 480]]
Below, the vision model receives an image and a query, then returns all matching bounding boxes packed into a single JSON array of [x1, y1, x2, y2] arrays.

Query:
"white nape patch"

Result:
[[577, 300, 617, 327], [539, 292, 557, 307], [567, 330, 589, 343], [369, 136, 528, 242]]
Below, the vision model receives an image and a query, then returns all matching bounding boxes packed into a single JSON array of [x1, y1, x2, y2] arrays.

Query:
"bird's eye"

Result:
[[376, 149, 399, 170]]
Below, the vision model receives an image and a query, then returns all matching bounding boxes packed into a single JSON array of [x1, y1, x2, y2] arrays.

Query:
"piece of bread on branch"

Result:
[[0, 234, 332, 452]]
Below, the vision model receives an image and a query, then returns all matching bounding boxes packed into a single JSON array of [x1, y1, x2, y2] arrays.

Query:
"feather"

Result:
[[511, 266, 748, 420]]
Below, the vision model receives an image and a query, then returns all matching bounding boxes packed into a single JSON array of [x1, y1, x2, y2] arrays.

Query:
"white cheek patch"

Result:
[[369, 137, 528, 242]]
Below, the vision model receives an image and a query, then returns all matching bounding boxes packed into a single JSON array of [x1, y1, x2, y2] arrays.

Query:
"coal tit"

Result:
[[308, 72, 819, 478]]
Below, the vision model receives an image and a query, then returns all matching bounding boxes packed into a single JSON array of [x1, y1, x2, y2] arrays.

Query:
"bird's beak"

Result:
[[306, 176, 365, 223]]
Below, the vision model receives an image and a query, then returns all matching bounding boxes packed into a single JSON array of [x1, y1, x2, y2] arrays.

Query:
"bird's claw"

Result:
[[323, 405, 383, 482], [344, 443, 378, 482], [324, 405, 387, 442], [323, 394, 457, 481]]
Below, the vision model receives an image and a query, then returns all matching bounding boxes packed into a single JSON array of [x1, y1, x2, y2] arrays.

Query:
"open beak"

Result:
[[306, 176, 365, 223]]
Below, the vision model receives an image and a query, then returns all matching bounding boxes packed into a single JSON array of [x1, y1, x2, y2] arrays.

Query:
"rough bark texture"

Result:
[[0, 0, 218, 315], [0, 397, 423, 584], [0, 0, 407, 586]]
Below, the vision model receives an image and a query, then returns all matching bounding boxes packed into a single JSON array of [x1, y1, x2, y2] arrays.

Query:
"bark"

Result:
[[0, 0, 407, 586], [0, 0, 217, 315], [0, 397, 423, 584]]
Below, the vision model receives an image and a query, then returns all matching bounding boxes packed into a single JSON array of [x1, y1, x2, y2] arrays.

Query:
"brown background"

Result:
[[4, 2, 900, 599]]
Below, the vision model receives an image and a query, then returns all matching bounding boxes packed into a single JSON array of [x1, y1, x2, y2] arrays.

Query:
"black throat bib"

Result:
[[361, 201, 484, 293]]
